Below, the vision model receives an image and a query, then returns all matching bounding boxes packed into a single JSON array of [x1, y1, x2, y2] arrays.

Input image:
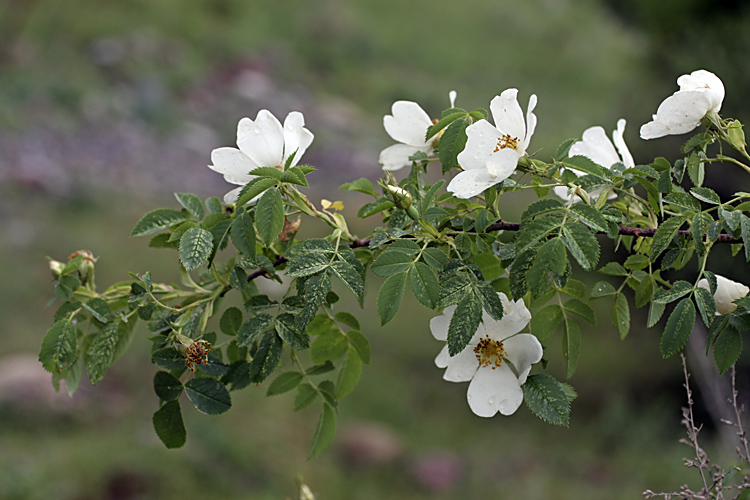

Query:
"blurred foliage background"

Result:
[[2, 0, 750, 498]]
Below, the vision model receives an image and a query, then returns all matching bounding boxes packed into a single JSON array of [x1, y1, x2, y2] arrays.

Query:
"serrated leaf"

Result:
[[153, 400, 186, 449], [275, 313, 310, 350], [691, 187, 720, 205], [86, 321, 120, 385], [235, 177, 279, 207], [131, 208, 188, 237], [438, 274, 473, 307], [427, 110, 466, 140], [721, 207, 742, 231], [286, 253, 331, 277], [330, 258, 364, 300], [337, 351, 362, 399], [694, 287, 716, 328], [713, 326, 742, 375], [308, 403, 337, 459], [249, 331, 283, 383], [371, 250, 414, 277], [623, 254, 650, 271], [266, 371, 304, 396], [298, 273, 331, 331], [346, 330, 371, 365], [311, 330, 348, 364], [255, 188, 285, 247], [231, 211, 257, 261], [447, 293, 482, 356], [151, 347, 186, 371], [591, 280, 617, 298], [598, 262, 629, 276], [530, 304, 563, 341], [562, 318, 581, 378], [83, 298, 111, 324], [237, 313, 274, 347], [554, 138, 577, 162], [439, 116, 470, 173], [563, 299, 596, 325], [39, 320, 78, 374], [561, 222, 600, 270], [660, 298, 696, 358], [333, 312, 360, 330], [185, 378, 231, 415], [569, 204, 608, 233], [562, 155, 609, 177], [178, 227, 214, 271], [527, 238, 567, 298], [220, 307, 243, 336], [410, 261, 440, 308], [340, 178, 377, 197], [652, 281, 693, 304], [651, 217, 687, 259], [422, 247, 449, 270], [665, 192, 701, 212], [377, 271, 408, 326], [295, 383, 318, 411], [742, 215, 750, 262], [153, 371, 183, 401], [522, 373, 570, 426], [647, 301, 666, 328], [306, 361, 335, 376], [175, 193, 205, 219], [612, 293, 630, 339], [474, 281, 504, 321], [634, 275, 655, 308]]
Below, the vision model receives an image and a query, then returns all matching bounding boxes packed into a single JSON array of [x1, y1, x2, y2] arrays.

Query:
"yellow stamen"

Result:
[[473, 335, 506, 369], [493, 134, 519, 152]]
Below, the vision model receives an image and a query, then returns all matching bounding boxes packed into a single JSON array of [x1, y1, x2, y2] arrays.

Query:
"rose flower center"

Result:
[[473, 336, 507, 369], [494, 134, 519, 152]]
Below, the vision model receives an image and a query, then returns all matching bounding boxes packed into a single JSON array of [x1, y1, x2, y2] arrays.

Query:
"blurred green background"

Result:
[[2, 0, 750, 498]]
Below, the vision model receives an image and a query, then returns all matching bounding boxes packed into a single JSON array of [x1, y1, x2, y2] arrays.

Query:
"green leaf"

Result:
[[714, 326, 742, 375], [337, 351, 362, 398], [591, 281, 617, 298], [178, 227, 214, 272], [235, 177, 278, 207], [694, 287, 716, 327], [475, 281, 504, 321], [249, 331, 283, 384], [330, 258, 364, 300], [598, 262, 629, 276], [231, 211, 257, 261], [522, 373, 570, 426], [652, 281, 693, 304], [255, 188, 285, 247], [333, 312, 360, 330], [237, 313, 274, 347], [438, 274, 473, 307], [721, 207, 742, 231], [527, 238, 567, 297], [471, 253, 504, 282], [311, 330, 348, 364], [623, 254, 650, 271], [220, 307, 243, 336], [151, 347, 186, 371], [410, 261, 440, 308], [561, 222, 600, 270], [742, 215, 750, 262], [308, 403, 337, 459], [665, 192, 701, 212], [690, 187, 720, 205], [346, 330, 371, 365], [554, 138, 577, 162], [612, 293, 630, 340], [562, 318, 581, 378], [294, 383, 318, 411], [568, 204, 609, 233], [131, 208, 188, 237], [39, 320, 78, 374], [153, 371, 183, 401], [660, 298, 696, 358], [175, 193, 205, 219], [86, 321, 120, 385], [647, 301, 666, 328], [651, 217, 687, 259], [371, 250, 414, 277], [439, 116, 470, 173], [83, 298, 111, 324], [422, 248, 449, 270], [297, 273, 331, 331], [286, 253, 331, 277], [275, 313, 310, 350], [530, 304, 563, 341], [185, 378, 232, 415], [563, 299, 596, 325], [427, 110, 466, 140], [249, 166, 283, 179], [634, 275, 655, 308], [266, 371, 304, 396], [562, 155, 609, 177], [153, 401, 186, 449], [377, 272, 408, 326], [447, 293, 482, 356], [340, 178, 377, 197]]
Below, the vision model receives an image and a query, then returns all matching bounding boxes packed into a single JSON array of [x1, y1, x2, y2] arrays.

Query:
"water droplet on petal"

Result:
[[488, 396, 496, 406], [467, 394, 472, 401], [478, 141, 486, 147]]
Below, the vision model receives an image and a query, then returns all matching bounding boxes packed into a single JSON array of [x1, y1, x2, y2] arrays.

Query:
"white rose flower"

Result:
[[430, 293, 543, 417], [379, 91, 457, 172], [449, 88, 537, 199], [554, 119, 634, 202], [209, 110, 313, 204], [640, 69, 724, 140], [697, 274, 749, 315]]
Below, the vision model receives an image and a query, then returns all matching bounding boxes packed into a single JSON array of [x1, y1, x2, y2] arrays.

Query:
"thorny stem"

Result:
[[730, 366, 750, 463], [681, 353, 711, 494]]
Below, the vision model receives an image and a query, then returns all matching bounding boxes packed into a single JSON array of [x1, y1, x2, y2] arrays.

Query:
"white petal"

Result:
[[209, 147, 259, 181], [490, 89, 525, 144], [706, 274, 750, 315], [442, 346, 480, 382], [383, 101, 433, 147], [282, 111, 314, 168], [240, 109, 285, 167], [612, 119, 635, 168], [435, 345, 451, 368], [447, 168, 502, 199], [501, 334, 543, 385], [449, 90, 457, 108], [523, 94, 538, 152], [569, 126, 620, 168], [236, 117, 254, 146], [677, 70, 724, 112], [466, 364, 523, 417], [379, 143, 429, 171], [457, 120, 505, 171], [553, 185, 577, 203], [430, 305, 457, 341], [485, 148, 521, 181], [223, 186, 244, 204], [492, 294, 532, 337], [640, 90, 714, 140]]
